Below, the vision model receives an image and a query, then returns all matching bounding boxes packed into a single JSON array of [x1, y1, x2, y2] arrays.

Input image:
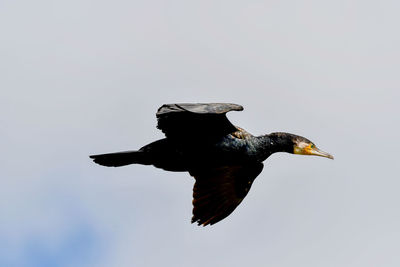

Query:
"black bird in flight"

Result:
[[90, 103, 333, 226]]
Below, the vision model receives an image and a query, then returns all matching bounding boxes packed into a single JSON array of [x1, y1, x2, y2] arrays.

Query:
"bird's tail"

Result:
[[89, 139, 187, 171], [89, 150, 151, 167]]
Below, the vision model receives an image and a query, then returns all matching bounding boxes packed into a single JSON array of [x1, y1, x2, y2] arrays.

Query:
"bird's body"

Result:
[[90, 103, 333, 226]]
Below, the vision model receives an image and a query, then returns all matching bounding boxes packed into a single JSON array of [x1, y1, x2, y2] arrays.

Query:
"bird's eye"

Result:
[[311, 144, 315, 148]]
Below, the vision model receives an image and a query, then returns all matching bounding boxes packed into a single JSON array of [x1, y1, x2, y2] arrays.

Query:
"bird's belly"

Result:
[[176, 135, 261, 169]]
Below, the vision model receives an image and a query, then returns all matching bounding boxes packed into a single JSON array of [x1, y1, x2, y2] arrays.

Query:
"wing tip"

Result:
[[191, 216, 212, 227]]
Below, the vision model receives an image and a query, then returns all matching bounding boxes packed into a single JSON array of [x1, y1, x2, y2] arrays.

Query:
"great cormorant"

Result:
[[90, 103, 333, 226]]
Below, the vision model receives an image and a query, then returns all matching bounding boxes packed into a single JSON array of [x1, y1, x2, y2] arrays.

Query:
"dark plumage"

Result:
[[90, 103, 333, 226]]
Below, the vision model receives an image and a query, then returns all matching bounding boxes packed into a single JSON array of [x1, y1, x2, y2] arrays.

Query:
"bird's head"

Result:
[[292, 135, 334, 159], [269, 133, 334, 160]]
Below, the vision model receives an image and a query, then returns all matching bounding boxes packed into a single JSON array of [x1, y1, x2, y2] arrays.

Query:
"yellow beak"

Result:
[[307, 146, 334, 159], [295, 144, 334, 159]]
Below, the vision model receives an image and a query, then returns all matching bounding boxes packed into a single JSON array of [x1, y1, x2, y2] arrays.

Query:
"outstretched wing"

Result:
[[190, 162, 264, 226], [156, 103, 243, 141]]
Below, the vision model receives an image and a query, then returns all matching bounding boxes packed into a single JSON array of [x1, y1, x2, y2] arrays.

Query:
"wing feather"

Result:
[[156, 103, 243, 141], [190, 162, 264, 226]]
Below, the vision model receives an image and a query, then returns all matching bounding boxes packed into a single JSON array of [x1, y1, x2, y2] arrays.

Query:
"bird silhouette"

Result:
[[90, 103, 333, 226]]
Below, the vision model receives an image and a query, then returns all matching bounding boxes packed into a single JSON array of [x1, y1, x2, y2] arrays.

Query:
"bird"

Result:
[[90, 103, 333, 226]]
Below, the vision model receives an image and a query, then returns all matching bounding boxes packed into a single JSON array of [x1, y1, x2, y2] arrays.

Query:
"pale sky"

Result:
[[1, 0, 400, 266]]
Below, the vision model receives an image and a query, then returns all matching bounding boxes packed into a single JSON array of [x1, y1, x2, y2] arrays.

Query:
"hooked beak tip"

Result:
[[312, 148, 334, 160]]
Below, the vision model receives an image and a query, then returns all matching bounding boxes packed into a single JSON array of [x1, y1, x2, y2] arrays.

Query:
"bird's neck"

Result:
[[255, 132, 295, 161]]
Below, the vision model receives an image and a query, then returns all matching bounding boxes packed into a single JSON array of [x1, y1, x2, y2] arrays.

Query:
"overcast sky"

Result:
[[1, 0, 399, 266]]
